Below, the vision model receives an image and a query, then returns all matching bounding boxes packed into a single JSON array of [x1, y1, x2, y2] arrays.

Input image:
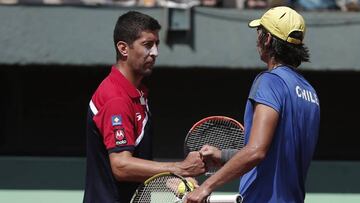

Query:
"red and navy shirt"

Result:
[[83, 66, 153, 203]]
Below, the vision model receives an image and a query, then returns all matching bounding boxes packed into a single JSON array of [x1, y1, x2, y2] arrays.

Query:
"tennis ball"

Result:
[[177, 181, 194, 195]]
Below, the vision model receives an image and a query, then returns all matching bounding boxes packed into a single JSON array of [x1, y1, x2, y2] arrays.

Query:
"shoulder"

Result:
[[92, 78, 131, 112], [269, 66, 299, 80], [253, 71, 285, 90]]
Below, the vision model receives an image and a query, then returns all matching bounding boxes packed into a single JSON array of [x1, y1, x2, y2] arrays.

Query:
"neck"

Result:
[[115, 62, 142, 88], [267, 57, 283, 70]]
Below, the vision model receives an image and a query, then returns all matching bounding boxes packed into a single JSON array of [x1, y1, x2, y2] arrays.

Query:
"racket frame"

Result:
[[130, 172, 193, 203], [184, 115, 244, 156]]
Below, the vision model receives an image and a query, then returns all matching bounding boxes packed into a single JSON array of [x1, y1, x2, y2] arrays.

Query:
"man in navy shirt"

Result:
[[83, 11, 205, 203], [185, 6, 320, 203]]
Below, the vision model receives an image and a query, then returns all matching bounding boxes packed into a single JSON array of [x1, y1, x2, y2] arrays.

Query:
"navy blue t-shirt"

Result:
[[239, 66, 320, 203]]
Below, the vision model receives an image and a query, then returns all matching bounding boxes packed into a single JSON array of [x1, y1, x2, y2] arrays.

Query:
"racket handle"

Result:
[[205, 172, 215, 176], [206, 194, 243, 203], [205, 166, 218, 176]]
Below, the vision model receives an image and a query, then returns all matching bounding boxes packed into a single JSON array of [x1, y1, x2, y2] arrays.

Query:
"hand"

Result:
[[183, 185, 211, 203], [165, 177, 198, 195], [185, 177, 199, 188], [200, 145, 222, 168], [177, 151, 206, 177]]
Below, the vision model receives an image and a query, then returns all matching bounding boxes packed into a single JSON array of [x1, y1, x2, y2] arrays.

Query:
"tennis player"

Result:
[[184, 6, 320, 203], [83, 11, 205, 203]]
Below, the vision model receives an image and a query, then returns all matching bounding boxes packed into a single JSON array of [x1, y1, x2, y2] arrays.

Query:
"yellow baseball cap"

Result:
[[248, 6, 306, 45]]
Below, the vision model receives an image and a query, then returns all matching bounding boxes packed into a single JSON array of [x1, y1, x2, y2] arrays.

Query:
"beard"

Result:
[[142, 68, 153, 77], [136, 63, 153, 77]]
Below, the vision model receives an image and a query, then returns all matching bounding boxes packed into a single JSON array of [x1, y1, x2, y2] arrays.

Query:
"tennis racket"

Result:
[[130, 172, 242, 203], [184, 116, 245, 175]]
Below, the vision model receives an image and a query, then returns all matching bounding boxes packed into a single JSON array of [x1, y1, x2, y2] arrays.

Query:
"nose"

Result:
[[149, 44, 159, 57]]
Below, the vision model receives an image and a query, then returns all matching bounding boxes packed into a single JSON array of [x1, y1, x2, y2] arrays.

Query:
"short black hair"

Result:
[[113, 11, 161, 61], [259, 26, 310, 67]]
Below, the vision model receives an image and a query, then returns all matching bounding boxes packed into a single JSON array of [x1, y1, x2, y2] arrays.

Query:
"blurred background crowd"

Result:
[[0, 0, 359, 11]]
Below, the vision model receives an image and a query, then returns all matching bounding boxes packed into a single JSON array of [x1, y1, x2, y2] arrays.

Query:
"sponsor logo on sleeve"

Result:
[[111, 115, 122, 126], [115, 128, 127, 145]]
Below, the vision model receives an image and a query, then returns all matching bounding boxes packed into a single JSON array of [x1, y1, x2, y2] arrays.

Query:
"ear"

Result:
[[264, 33, 272, 47], [116, 41, 129, 57]]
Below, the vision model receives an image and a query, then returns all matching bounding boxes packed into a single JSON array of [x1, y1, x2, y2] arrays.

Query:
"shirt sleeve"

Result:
[[93, 97, 136, 153], [248, 72, 285, 113]]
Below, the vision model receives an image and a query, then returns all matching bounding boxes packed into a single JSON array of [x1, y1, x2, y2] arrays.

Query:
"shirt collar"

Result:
[[109, 66, 148, 99]]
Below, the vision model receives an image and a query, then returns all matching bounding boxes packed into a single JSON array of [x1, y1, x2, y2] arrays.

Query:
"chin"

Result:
[[142, 69, 153, 77]]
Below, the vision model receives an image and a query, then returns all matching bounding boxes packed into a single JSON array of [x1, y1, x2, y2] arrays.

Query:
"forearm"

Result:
[[110, 154, 181, 182], [202, 103, 277, 193], [202, 145, 265, 191], [110, 151, 205, 182]]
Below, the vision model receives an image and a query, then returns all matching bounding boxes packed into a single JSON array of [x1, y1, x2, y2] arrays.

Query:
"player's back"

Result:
[[240, 66, 320, 203]]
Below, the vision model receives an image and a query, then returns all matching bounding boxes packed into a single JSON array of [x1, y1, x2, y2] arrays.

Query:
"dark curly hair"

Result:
[[258, 26, 310, 67]]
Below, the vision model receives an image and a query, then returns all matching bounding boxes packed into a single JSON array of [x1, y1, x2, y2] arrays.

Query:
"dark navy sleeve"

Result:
[[248, 72, 285, 113]]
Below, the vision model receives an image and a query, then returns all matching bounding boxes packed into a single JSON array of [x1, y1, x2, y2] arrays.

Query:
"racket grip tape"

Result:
[[206, 194, 243, 203]]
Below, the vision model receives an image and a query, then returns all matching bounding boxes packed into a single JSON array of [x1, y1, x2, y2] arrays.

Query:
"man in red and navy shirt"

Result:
[[83, 11, 205, 203]]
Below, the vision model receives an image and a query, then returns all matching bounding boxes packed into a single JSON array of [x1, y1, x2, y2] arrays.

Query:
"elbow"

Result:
[[252, 151, 266, 163], [113, 170, 128, 182], [110, 158, 131, 182], [112, 163, 128, 182], [247, 146, 267, 165]]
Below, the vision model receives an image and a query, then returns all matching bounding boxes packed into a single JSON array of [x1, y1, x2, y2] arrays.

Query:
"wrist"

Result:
[[201, 180, 215, 193], [221, 149, 238, 164], [172, 161, 185, 176]]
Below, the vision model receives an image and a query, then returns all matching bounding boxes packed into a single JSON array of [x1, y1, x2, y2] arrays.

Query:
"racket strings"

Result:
[[186, 119, 245, 153], [184, 119, 244, 175], [132, 175, 184, 202]]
